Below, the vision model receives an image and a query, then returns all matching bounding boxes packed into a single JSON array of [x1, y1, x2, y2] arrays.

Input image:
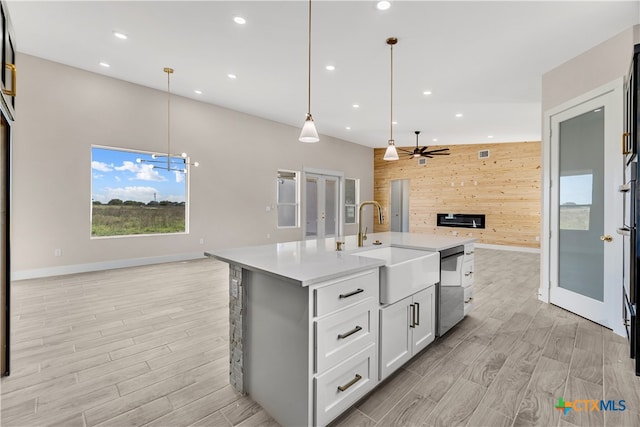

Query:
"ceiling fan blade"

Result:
[[419, 146, 428, 153], [425, 148, 450, 153], [397, 148, 413, 154], [427, 152, 450, 156]]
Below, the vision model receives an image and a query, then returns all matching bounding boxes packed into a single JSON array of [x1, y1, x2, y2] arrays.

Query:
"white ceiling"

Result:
[[7, 1, 640, 148]]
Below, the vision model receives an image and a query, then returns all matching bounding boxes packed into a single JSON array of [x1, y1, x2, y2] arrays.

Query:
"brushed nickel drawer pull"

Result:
[[337, 325, 362, 340], [337, 374, 362, 392], [339, 288, 364, 299], [414, 302, 420, 326], [465, 297, 474, 303], [409, 304, 415, 328]]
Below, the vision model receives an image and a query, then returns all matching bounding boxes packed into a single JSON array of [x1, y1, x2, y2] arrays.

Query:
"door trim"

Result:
[[541, 78, 624, 335]]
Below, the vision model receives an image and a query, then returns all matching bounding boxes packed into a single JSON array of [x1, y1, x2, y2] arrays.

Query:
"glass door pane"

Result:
[[305, 177, 318, 238], [558, 107, 605, 301], [325, 178, 337, 237]]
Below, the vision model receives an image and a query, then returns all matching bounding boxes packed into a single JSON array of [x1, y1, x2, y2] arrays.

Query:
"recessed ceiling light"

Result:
[[345, 126, 351, 130], [488, 135, 494, 139], [352, 104, 360, 108], [433, 138, 438, 142], [377, 1, 391, 11], [194, 90, 203, 95], [113, 31, 127, 40], [455, 113, 463, 118], [234, 16, 246, 25], [392, 121, 398, 125], [99, 62, 110, 68], [423, 90, 432, 95], [228, 74, 237, 79], [325, 65, 335, 71]]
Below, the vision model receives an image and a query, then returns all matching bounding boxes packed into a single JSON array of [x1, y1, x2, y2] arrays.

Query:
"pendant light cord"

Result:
[[307, 0, 312, 116], [390, 41, 393, 142], [167, 69, 171, 171]]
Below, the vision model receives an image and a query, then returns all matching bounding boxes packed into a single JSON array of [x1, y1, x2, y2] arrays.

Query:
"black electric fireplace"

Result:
[[437, 213, 485, 229]]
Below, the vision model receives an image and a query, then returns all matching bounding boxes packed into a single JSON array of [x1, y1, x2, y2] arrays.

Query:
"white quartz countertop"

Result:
[[205, 232, 476, 286]]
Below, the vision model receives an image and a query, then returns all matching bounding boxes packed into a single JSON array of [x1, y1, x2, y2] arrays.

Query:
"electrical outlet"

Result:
[[266, 233, 271, 239], [535, 236, 540, 242], [199, 238, 204, 245], [54, 248, 61, 257]]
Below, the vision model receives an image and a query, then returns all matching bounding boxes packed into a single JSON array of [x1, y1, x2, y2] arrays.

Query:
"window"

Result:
[[277, 170, 299, 228], [91, 146, 188, 237], [559, 173, 593, 231], [345, 178, 359, 224]]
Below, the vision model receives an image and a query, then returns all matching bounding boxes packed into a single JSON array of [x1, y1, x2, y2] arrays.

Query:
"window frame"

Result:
[[90, 144, 191, 239], [344, 178, 359, 225], [276, 169, 300, 229]]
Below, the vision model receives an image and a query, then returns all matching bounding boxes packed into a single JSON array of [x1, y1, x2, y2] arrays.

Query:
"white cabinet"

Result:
[[313, 270, 379, 426], [463, 243, 475, 315], [244, 268, 379, 427], [379, 285, 435, 380]]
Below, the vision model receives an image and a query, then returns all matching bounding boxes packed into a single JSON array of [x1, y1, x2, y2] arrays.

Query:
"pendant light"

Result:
[[299, 0, 319, 143], [137, 67, 199, 172], [383, 37, 399, 161]]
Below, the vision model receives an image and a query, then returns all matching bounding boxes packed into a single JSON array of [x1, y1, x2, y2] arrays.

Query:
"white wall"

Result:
[[542, 26, 636, 112], [12, 54, 374, 278]]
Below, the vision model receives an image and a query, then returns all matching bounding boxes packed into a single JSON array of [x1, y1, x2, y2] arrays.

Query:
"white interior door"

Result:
[[548, 82, 623, 334], [305, 173, 340, 239]]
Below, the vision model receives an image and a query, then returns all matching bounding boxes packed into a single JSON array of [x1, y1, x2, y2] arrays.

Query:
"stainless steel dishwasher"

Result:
[[436, 245, 465, 337]]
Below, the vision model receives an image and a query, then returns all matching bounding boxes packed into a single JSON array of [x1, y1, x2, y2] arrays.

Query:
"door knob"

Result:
[[600, 235, 613, 242]]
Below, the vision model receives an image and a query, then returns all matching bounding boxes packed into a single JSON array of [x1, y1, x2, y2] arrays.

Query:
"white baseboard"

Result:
[[474, 243, 541, 254], [12, 252, 207, 281]]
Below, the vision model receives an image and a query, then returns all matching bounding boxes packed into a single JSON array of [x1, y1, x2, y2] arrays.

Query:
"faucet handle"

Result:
[[363, 226, 368, 241]]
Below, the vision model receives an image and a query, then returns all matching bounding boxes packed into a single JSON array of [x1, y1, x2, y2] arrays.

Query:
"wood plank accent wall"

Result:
[[373, 141, 541, 249]]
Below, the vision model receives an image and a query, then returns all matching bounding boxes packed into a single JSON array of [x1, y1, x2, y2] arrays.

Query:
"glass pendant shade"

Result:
[[299, 114, 319, 143], [384, 140, 399, 160]]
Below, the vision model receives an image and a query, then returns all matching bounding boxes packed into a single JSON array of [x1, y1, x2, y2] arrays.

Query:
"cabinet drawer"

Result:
[[314, 270, 378, 317], [462, 260, 474, 288], [315, 300, 376, 374], [315, 344, 376, 427], [464, 243, 475, 261], [464, 287, 473, 316]]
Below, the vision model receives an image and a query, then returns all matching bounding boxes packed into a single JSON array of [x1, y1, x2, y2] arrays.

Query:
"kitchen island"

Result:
[[205, 232, 475, 426]]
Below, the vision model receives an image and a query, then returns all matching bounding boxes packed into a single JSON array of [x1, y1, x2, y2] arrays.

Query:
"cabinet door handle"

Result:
[[2, 63, 15, 97], [409, 304, 415, 328], [339, 288, 364, 299], [414, 302, 420, 326], [465, 271, 473, 277], [623, 131, 632, 155], [465, 251, 474, 255], [465, 297, 474, 303], [337, 374, 362, 392], [337, 325, 362, 340]]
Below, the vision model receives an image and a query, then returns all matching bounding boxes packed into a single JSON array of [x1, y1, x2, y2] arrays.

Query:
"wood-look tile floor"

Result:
[[2, 249, 640, 426]]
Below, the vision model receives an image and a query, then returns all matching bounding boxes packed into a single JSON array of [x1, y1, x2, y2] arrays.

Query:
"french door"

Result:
[[548, 81, 623, 334], [304, 173, 340, 239]]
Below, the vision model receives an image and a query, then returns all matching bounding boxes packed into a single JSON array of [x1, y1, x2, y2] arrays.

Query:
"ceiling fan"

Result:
[[398, 131, 450, 159]]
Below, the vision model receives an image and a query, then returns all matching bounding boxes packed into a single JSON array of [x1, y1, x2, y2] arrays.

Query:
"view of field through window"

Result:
[[559, 173, 592, 231], [91, 146, 188, 237]]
